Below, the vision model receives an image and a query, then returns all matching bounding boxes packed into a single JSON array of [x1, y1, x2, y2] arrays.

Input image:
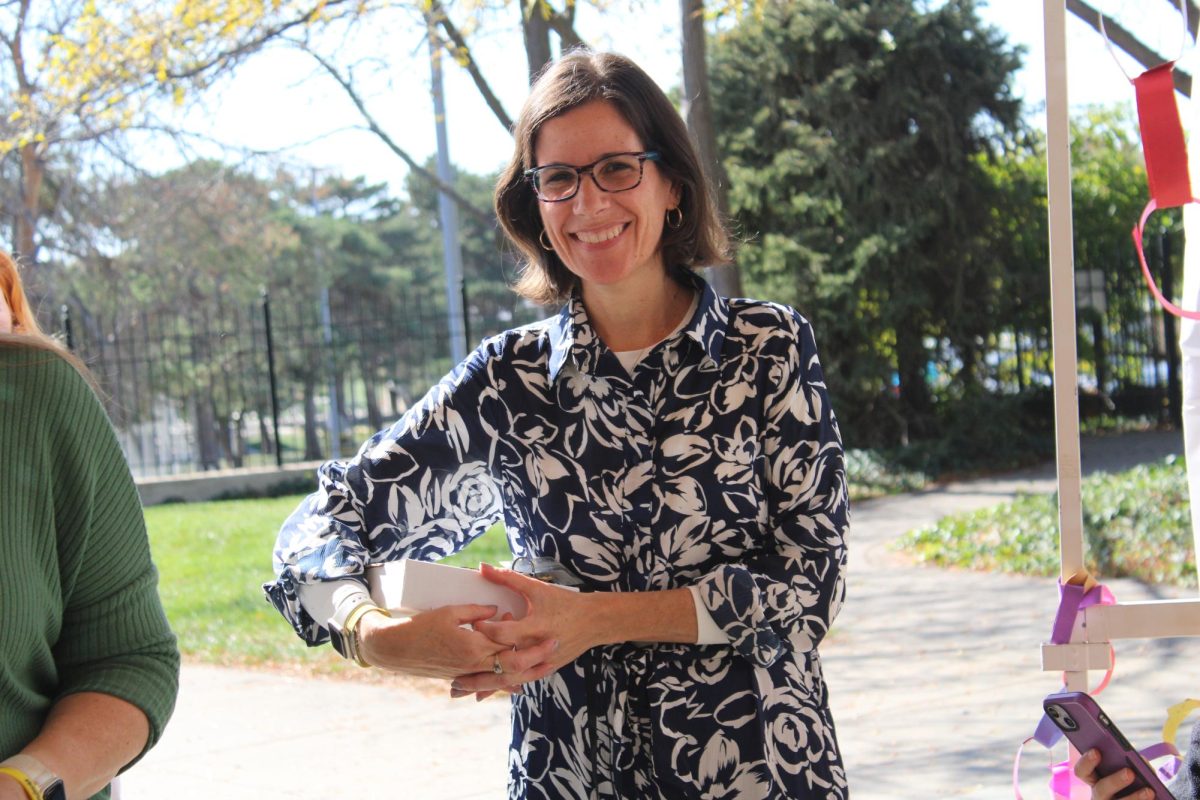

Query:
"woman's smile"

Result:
[[572, 223, 627, 245]]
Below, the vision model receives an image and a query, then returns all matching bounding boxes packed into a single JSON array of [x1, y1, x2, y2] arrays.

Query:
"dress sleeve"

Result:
[[264, 348, 506, 644], [693, 312, 848, 667], [48, 358, 180, 766]]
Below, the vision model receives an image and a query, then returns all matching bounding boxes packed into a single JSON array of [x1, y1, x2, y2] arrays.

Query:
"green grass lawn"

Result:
[[146, 496, 510, 670]]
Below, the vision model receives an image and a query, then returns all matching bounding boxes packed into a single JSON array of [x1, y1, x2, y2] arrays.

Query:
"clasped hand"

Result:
[[449, 563, 604, 701], [356, 598, 559, 685]]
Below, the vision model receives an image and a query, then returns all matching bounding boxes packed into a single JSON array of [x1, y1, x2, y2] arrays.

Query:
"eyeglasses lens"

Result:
[[533, 154, 645, 202]]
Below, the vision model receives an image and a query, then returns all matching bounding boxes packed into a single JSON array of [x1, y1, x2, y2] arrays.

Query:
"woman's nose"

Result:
[[571, 174, 610, 214]]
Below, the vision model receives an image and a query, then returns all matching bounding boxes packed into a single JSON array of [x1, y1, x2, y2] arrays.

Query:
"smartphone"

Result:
[[1043, 691, 1173, 799]]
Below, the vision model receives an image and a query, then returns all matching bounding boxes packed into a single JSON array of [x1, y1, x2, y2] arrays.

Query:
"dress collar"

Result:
[[546, 270, 729, 382]]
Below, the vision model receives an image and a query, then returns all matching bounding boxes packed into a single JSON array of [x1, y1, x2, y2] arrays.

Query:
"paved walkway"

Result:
[[119, 430, 1194, 799]]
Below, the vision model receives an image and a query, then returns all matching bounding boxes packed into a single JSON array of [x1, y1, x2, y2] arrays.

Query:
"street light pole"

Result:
[[428, 15, 468, 364]]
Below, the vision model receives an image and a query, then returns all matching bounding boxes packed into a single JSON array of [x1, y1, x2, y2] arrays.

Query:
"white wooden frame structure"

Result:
[[1038, 0, 1200, 693]]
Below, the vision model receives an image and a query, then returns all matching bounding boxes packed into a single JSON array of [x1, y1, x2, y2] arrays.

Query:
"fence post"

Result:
[[59, 304, 74, 351], [1161, 232, 1183, 428], [262, 291, 284, 468], [461, 275, 471, 353]]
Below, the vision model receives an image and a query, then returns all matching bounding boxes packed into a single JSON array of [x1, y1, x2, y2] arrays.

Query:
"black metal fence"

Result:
[[56, 288, 546, 478], [970, 234, 1182, 427], [50, 247, 1183, 478]]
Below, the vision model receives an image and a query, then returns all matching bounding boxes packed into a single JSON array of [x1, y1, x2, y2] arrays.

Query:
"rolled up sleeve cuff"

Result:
[[694, 566, 785, 667]]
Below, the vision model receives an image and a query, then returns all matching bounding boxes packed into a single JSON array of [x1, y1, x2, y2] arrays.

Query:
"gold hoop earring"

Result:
[[539, 229, 554, 251], [666, 207, 683, 229]]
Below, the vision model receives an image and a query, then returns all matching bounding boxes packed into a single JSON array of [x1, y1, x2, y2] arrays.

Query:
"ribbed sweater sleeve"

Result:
[[0, 346, 179, 773]]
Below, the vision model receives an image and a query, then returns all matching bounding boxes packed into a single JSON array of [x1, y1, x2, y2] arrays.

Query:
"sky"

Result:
[[165, 0, 1200, 198]]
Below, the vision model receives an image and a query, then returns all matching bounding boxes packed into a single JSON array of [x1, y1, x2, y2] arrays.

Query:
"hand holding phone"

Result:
[[1043, 691, 1173, 800]]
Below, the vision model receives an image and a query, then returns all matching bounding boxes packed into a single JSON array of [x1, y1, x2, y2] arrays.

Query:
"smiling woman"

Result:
[[265, 49, 849, 800]]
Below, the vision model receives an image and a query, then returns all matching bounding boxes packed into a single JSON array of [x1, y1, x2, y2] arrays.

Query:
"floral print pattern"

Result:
[[265, 273, 849, 799]]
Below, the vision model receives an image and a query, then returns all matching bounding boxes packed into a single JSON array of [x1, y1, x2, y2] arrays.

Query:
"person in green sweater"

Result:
[[0, 251, 179, 800]]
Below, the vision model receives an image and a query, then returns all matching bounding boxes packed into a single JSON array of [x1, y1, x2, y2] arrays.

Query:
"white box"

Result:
[[366, 560, 528, 620]]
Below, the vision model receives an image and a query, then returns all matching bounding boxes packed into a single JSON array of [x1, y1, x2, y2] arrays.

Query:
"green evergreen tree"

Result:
[[710, 0, 1025, 446]]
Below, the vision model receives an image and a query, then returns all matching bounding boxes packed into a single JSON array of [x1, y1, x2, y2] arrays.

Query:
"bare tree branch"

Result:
[[428, 0, 514, 132], [521, 0, 552, 81], [10, 0, 31, 92], [301, 45, 494, 225], [1068, 0, 1192, 97], [546, 1, 585, 51]]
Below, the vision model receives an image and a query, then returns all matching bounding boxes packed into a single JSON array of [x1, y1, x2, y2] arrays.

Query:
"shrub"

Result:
[[899, 457, 1195, 587]]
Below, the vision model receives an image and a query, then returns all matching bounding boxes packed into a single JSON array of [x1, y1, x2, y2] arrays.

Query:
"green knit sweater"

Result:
[[0, 344, 179, 799]]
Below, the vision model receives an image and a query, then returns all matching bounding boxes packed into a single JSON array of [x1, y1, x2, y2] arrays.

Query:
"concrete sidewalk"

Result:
[[119, 430, 1194, 799]]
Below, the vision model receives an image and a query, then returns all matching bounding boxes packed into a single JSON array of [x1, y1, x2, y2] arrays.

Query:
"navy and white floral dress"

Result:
[[265, 273, 850, 799]]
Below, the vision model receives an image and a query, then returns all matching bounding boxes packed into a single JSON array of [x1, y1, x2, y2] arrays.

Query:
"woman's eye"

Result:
[[600, 160, 634, 175], [541, 169, 575, 186]]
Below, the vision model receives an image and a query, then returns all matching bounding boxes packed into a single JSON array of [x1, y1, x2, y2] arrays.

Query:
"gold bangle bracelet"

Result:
[[340, 602, 378, 666], [348, 605, 391, 668]]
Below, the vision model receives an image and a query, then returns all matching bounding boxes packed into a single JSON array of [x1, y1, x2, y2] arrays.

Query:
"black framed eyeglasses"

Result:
[[524, 151, 661, 203]]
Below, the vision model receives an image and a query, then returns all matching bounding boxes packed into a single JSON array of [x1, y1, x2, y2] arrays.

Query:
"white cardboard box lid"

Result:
[[366, 560, 527, 620]]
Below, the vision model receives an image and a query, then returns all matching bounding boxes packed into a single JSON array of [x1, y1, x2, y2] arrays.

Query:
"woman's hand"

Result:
[[450, 564, 612, 697], [1073, 749, 1156, 800], [357, 602, 558, 680], [449, 564, 699, 698], [450, 565, 599, 697], [473, 563, 601, 664]]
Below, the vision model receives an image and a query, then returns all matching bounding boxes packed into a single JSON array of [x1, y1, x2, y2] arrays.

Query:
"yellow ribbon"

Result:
[[1062, 569, 1098, 593], [1163, 698, 1200, 747]]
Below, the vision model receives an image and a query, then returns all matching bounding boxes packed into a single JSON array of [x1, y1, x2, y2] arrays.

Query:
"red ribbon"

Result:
[[1134, 62, 1194, 209], [1130, 60, 1199, 320]]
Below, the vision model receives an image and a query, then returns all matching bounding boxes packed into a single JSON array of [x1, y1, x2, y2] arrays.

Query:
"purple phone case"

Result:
[[1043, 691, 1173, 799]]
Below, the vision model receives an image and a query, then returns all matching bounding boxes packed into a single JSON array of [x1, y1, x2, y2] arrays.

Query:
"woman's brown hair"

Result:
[[494, 49, 732, 306]]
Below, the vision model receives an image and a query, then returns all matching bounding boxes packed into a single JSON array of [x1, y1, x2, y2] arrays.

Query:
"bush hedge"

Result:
[[899, 457, 1195, 587]]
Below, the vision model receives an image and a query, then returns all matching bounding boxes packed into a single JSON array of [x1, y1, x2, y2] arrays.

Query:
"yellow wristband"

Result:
[[0, 766, 41, 800]]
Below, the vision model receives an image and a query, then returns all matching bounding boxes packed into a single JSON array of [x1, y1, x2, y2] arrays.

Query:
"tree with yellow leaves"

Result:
[[0, 0, 367, 263]]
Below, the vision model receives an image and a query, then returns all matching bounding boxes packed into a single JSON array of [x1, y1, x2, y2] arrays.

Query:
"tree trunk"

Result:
[[258, 412, 275, 458], [303, 374, 322, 460], [16, 142, 44, 262], [679, 0, 742, 297], [522, 1, 553, 83], [363, 361, 384, 430], [216, 413, 245, 469], [194, 394, 222, 471], [895, 326, 933, 439]]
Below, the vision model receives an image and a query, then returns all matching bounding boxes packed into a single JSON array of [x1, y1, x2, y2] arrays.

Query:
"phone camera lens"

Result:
[[1048, 705, 1078, 731]]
